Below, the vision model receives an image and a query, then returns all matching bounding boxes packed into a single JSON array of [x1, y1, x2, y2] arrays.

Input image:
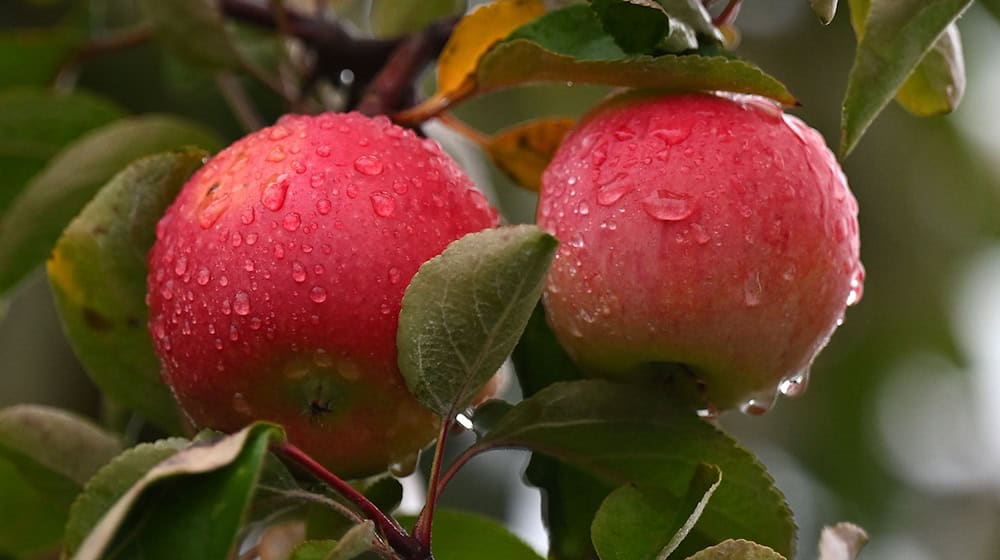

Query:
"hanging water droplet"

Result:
[[846, 266, 865, 306], [282, 212, 302, 232], [388, 453, 419, 477], [743, 271, 763, 306], [779, 370, 810, 397], [370, 192, 395, 217], [642, 190, 695, 221], [233, 291, 251, 316], [354, 155, 384, 176], [262, 174, 291, 211], [292, 261, 307, 283]]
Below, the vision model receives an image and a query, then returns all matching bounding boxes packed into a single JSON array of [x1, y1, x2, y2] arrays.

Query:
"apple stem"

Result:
[[412, 416, 453, 550], [274, 443, 429, 559]]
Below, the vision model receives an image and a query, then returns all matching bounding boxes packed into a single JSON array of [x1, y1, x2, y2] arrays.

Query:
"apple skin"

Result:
[[537, 92, 863, 412], [147, 112, 498, 478]]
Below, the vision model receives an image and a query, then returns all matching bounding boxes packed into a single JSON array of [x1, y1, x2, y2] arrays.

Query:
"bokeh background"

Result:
[[2, 1, 999, 558]]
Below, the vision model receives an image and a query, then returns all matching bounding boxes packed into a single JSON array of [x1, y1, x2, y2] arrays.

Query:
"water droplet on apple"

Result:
[[233, 291, 251, 315], [316, 198, 332, 215], [744, 271, 763, 306], [354, 155, 384, 176], [262, 174, 291, 211], [596, 174, 632, 206], [291, 160, 307, 174], [241, 207, 255, 225], [577, 201, 590, 216], [315, 145, 332, 157], [370, 192, 395, 217], [198, 192, 231, 229], [292, 261, 307, 283], [266, 146, 286, 162], [245, 233, 258, 246], [642, 190, 695, 221], [173, 256, 188, 276], [652, 126, 691, 145], [388, 267, 401, 284], [282, 212, 302, 232], [196, 267, 211, 286], [232, 393, 252, 416], [309, 286, 327, 303], [268, 125, 290, 140], [846, 266, 865, 306]]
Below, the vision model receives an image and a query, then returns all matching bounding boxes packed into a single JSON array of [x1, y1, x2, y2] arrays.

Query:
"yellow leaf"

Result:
[[485, 117, 577, 192]]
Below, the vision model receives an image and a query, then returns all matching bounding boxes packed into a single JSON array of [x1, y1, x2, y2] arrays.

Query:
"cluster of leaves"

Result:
[[0, 0, 984, 559]]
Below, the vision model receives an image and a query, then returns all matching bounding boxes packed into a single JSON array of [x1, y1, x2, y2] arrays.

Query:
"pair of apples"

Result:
[[147, 92, 863, 478]]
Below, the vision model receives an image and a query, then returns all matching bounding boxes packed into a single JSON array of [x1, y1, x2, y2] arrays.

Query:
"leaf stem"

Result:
[[412, 417, 453, 550], [713, 0, 743, 26], [274, 443, 427, 559]]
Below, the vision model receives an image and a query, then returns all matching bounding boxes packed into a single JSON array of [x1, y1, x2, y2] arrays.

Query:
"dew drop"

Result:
[[691, 223, 711, 245], [642, 190, 695, 221], [846, 266, 865, 306], [779, 370, 810, 397], [231, 232, 243, 247], [282, 212, 302, 232], [291, 160, 307, 174], [576, 201, 590, 216], [229, 322, 240, 341], [241, 207, 255, 225], [233, 291, 251, 316], [273, 244, 285, 259], [389, 453, 419, 477], [346, 185, 358, 199], [380, 303, 392, 315], [198, 193, 231, 229], [262, 174, 291, 211], [652, 126, 692, 145], [292, 261, 307, 283], [743, 271, 763, 306], [388, 267, 401, 285], [392, 179, 409, 195], [313, 264, 325, 275], [354, 155, 384, 176], [174, 256, 188, 276], [596, 174, 632, 206], [316, 199, 332, 215], [245, 232, 258, 245], [370, 192, 395, 217], [196, 267, 211, 286], [243, 259, 255, 272], [268, 125, 290, 140], [309, 173, 325, 188], [266, 146, 286, 162], [309, 286, 328, 303], [219, 275, 230, 287], [315, 145, 332, 157], [249, 316, 263, 330]]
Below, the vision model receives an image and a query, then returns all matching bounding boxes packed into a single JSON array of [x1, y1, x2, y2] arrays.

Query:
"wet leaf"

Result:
[[840, 0, 973, 156], [593, 464, 723, 560], [0, 87, 124, 214], [0, 405, 121, 556], [818, 522, 869, 560], [47, 150, 206, 433], [477, 40, 796, 105], [64, 438, 189, 555], [68, 424, 283, 560], [435, 0, 546, 103], [894, 24, 965, 116], [0, 114, 220, 296], [398, 225, 557, 417], [685, 539, 787, 559], [473, 380, 796, 558], [139, 0, 244, 70], [371, 0, 466, 36], [485, 117, 576, 192], [590, 0, 672, 54], [809, 0, 840, 24]]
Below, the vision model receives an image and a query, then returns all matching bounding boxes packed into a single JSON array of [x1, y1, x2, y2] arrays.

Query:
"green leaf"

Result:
[[398, 225, 557, 417], [809, 0, 840, 24], [64, 438, 190, 555], [477, 40, 796, 105], [0, 405, 121, 556], [0, 27, 84, 88], [590, 0, 672, 54], [474, 380, 796, 558], [371, 0, 467, 36], [291, 539, 339, 560], [0, 114, 221, 296], [48, 150, 205, 433], [818, 522, 869, 560], [139, 0, 244, 70], [894, 23, 965, 116], [329, 520, 376, 559], [592, 464, 723, 560], [684, 539, 787, 560], [425, 509, 544, 560], [653, 0, 723, 41], [68, 424, 284, 560], [0, 87, 124, 214], [840, 0, 973, 156], [506, 4, 627, 60]]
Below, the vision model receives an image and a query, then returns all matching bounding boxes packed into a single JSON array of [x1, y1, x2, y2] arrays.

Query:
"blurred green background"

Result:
[[2, 1, 999, 558]]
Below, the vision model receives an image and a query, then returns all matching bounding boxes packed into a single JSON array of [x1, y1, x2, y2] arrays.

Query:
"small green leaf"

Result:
[[818, 522, 869, 560], [48, 150, 205, 433], [590, 0, 672, 54], [139, 0, 244, 70], [64, 438, 190, 555], [329, 520, 376, 559], [592, 464, 723, 560], [809, 0, 840, 24], [685, 539, 787, 560], [69, 423, 284, 560], [0, 115, 220, 295], [474, 380, 796, 558], [653, 0, 723, 41], [0, 27, 84, 88], [425, 509, 544, 560], [840, 0, 973, 156], [895, 23, 965, 116], [0, 405, 121, 556], [398, 225, 557, 417], [477, 40, 796, 105], [371, 0, 467, 36], [506, 4, 627, 60], [0, 87, 124, 214], [291, 539, 339, 560]]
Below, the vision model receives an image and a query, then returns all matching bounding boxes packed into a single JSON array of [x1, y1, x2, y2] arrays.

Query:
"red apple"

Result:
[[537, 92, 863, 413], [147, 112, 498, 478]]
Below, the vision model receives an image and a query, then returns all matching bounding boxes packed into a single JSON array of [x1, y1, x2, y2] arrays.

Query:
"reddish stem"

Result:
[[412, 417, 453, 549], [274, 443, 428, 559], [713, 0, 742, 26]]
